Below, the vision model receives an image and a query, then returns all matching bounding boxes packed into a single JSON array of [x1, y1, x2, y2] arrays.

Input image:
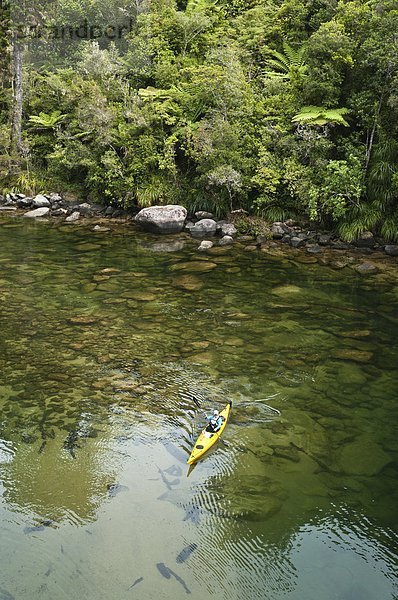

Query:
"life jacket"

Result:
[[210, 416, 221, 429]]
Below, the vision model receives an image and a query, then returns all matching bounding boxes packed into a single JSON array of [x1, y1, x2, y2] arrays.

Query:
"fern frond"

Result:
[[293, 106, 349, 127], [282, 42, 305, 67]]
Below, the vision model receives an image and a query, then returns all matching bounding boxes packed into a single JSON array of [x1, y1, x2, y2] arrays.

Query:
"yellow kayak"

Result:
[[187, 401, 232, 465]]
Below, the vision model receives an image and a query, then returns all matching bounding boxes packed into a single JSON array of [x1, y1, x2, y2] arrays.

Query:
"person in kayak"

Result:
[[204, 409, 223, 433]]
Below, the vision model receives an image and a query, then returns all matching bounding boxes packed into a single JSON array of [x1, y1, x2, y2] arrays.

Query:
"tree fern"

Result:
[[28, 111, 66, 130], [292, 106, 349, 127], [264, 42, 307, 80]]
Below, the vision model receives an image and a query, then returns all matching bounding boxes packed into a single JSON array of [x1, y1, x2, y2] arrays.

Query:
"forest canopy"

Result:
[[2, 0, 398, 240]]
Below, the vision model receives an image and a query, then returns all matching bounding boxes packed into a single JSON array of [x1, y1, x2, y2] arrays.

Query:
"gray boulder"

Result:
[[190, 218, 217, 238], [52, 208, 68, 216], [198, 240, 214, 251], [271, 223, 285, 239], [354, 231, 375, 248], [215, 220, 227, 232], [77, 202, 93, 216], [219, 235, 234, 246], [220, 223, 237, 237], [195, 211, 215, 220], [32, 194, 51, 208], [331, 240, 350, 250], [16, 197, 32, 208], [23, 207, 50, 218], [290, 236, 306, 248], [135, 205, 187, 234], [318, 233, 332, 245], [104, 206, 115, 216], [48, 193, 63, 203], [385, 245, 398, 256], [184, 221, 195, 231], [65, 211, 80, 222], [306, 243, 322, 254]]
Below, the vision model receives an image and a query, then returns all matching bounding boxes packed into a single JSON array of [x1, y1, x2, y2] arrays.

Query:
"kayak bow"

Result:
[[187, 401, 232, 465]]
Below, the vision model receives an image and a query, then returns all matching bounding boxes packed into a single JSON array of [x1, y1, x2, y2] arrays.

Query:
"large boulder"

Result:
[[190, 218, 217, 238], [32, 194, 51, 208], [135, 205, 187, 234]]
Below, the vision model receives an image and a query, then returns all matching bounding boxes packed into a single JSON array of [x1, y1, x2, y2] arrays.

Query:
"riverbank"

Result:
[[1, 192, 397, 282]]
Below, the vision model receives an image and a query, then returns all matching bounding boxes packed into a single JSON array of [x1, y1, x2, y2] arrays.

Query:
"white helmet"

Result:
[[213, 409, 219, 416]]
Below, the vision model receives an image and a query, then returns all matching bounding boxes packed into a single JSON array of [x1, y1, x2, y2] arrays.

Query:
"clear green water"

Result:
[[0, 217, 397, 600]]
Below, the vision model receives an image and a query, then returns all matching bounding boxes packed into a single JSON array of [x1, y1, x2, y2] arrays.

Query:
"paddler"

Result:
[[204, 409, 223, 433]]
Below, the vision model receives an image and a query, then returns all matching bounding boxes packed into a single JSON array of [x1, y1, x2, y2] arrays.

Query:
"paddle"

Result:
[[191, 395, 202, 409]]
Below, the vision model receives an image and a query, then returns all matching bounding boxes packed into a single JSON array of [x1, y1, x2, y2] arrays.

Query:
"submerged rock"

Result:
[[121, 291, 156, 301], [339, 438, 392, 476], [271, 284, 302, 296], [271, 444, 301, 463], [67, 315, 98, 325], [340, 329, 370, 339], [170, 260, 217, 272], [174, 275, 204, 291], [144, 239, 185, 252], [332, 348, 373, 363], [354, 262, 379, 275], [135, 205, 187, 234]]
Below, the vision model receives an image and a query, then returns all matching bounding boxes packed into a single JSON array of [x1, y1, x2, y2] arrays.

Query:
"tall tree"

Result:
[[10, 30, 23, 154]]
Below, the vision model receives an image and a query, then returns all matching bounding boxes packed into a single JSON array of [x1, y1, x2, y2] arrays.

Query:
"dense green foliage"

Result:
[[2, 0, 398, 239]]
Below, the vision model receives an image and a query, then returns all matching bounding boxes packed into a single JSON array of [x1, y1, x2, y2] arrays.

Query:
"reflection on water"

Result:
[[0, 218, 397, 599]]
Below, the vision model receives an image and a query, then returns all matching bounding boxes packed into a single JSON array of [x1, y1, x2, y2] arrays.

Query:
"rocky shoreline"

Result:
[[1, 193, 397, 276]]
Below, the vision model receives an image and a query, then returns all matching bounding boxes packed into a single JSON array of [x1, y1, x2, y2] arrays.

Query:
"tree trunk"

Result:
[[11, 32, 23, 155]]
